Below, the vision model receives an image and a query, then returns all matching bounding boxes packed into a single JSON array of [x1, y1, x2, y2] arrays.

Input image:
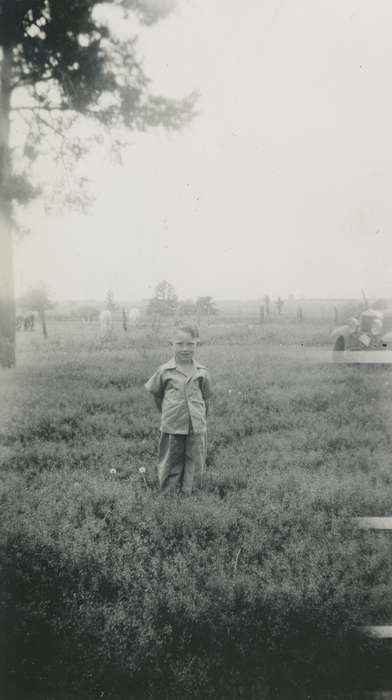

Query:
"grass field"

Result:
[[1, 317, 392, 699]]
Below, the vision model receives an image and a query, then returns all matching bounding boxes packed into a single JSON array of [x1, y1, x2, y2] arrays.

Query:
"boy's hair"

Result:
[[173, 320, 199, 339]]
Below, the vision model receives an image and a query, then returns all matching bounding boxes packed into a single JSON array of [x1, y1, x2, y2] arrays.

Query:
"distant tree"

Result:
[[148, 280, 177, 315], [196, 296, 217, 325], [105, 289, 117, 314], [156, 280, 178, 307], [178, 299, 197, 316], [0, 0, 197, 368], [147, 280, 177, 329], [19, 284, 55, 339]]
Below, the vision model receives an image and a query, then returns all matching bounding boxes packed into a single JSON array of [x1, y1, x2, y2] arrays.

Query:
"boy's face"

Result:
[[172, 329, 198, 363]]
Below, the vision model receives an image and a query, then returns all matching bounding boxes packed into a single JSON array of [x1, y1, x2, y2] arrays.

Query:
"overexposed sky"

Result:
[[14, 0, 392, 302]]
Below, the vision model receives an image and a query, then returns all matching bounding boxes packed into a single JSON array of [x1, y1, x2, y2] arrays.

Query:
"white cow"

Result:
[[128, 308, 141, 328], [100, 309, 113, 339]]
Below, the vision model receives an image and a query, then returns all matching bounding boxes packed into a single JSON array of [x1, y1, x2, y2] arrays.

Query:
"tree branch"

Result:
[[13, 105, 74, 112], [12, 74, 54, 90]]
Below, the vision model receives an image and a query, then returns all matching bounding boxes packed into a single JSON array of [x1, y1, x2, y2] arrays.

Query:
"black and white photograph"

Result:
[[1, 1, 392, 698]]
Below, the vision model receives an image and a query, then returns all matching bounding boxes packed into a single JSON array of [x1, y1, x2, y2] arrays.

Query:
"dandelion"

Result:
[[109, 468, 117, 475], [233, 546, 242, 573], [139, 466, 149, 491]]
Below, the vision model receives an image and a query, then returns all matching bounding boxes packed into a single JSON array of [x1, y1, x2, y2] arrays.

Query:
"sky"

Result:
[[13, 0, 392, 302]]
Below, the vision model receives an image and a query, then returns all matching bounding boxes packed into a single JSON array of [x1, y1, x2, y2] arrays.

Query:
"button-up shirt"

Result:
[[145, 357, 212, 434]]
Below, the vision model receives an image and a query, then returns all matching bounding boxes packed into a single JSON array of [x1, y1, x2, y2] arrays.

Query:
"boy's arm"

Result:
[[153, 395, 162, 412], [144, 368, 164, 411], [202, 371, 212, 416]]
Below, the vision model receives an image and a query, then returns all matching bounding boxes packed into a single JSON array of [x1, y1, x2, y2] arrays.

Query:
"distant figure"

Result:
[[333, 306, 339, 326], [128, 308, 141, 328], [100, 309, 113, 340], [276, 297, 284, 315], [259, 305, 265, 324], [15, 315, 24, 331], [264, 295, 271, 316], [122, 308, 128, 332], [297, 307, 303, 322]]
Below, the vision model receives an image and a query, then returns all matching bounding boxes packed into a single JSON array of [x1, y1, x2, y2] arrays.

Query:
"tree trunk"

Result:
[[0, 45, 15, 368]]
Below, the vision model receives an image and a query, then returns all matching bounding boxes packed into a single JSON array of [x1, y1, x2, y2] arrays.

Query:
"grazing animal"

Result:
[[128, 308, 141, 327], [100, 309, 113, 339]]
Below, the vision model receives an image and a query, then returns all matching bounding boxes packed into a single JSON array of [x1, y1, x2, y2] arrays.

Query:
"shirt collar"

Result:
[[162, 357, 206, 371]]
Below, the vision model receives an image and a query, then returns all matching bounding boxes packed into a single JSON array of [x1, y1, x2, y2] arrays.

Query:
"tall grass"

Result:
[[1, 319, 392, 699]]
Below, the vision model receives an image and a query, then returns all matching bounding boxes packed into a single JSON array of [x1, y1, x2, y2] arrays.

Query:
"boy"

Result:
[[145, 321, 212, 496]]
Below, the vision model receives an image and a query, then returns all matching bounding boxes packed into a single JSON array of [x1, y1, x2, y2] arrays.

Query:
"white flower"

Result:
[[109, 468, 117, 475], [139, 467, 146, 474]]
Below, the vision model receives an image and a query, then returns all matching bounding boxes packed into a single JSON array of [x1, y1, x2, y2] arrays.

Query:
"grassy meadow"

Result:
[[1, 316, 392, 699]]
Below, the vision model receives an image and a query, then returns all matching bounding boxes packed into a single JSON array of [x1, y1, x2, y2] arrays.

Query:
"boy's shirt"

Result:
[[145, 357, 212, 434]]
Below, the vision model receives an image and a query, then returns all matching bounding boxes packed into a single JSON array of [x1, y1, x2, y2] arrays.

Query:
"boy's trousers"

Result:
[[158, 432, 207, 495]]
